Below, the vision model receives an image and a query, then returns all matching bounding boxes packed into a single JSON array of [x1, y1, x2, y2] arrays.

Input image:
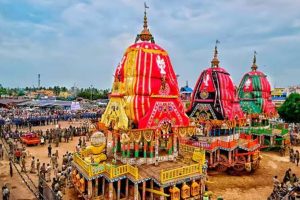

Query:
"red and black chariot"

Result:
[[185, 43, 261, 173]]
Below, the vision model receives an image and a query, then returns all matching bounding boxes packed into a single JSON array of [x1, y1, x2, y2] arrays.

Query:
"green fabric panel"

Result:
[[256, 98, 263, 112], [252, 75, 261, 91], [238, 74, 249, 98], [240, 100, 260, 113]]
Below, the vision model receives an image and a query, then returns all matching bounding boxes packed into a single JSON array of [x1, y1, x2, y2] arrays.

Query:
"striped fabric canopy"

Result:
[[102, 41, 189, 130], [188, 66, 244, 120], [238, 70, 276, 116]]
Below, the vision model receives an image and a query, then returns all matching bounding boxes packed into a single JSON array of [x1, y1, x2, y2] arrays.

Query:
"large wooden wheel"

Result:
[[215, 154, 228, 172], [233, 155, 246, 172]]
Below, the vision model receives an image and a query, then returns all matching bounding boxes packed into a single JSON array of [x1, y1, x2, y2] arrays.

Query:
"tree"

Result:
[[17, 89, 25, 96], [53, 86, 61, 96], [278, 93, 300, 123], [0, 85, 7, 96]]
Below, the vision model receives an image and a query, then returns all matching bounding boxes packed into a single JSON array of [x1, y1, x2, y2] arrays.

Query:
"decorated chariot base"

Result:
[[72, 128, 207, 200]]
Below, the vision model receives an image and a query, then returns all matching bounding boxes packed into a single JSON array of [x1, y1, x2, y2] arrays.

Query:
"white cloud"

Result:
[[0, 0, 300, 88]]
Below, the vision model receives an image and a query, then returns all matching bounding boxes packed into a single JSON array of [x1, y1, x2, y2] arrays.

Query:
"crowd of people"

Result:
[[38, 151, 73, 200], [0, 107, 103, 127], [0, 121, 91, 200], [270, 168, 300, 200], [1, 123, 90, 147]]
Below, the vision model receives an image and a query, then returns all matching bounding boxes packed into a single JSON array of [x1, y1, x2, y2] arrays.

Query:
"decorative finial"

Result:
[[143, 2, 148, 29], [211, 40, 220, 68], [251, 51, 258, 71], [135, 2, 155, 43]]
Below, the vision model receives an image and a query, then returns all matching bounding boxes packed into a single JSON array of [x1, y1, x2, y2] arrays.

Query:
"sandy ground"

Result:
[[1, 121, 300, 200], [209, 148, 300, 200]]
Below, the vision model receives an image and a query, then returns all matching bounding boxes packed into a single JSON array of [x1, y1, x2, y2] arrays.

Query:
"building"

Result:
[[271, 88, 287, 108]]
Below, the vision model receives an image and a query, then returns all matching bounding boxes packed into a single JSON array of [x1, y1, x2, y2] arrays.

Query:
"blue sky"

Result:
[[0, 0, 300, 89]]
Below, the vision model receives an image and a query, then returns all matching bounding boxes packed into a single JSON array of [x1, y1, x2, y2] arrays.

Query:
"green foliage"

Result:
[[77, 88, 109, 100], [0, 84, 110, 100], [278, 93, 300, 123], [53, 86, 61, 96], [0, 84, 7, 96]]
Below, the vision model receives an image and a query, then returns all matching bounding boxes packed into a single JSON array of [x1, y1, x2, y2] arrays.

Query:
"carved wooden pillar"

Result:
[[94, 179, 98, 197], [160, 187, 164, 200], [155, 130, 159, 166], [88, 180, 93, 199], [144, 140, 147, 158], [114, 134, 118, 160], [134, 183, 139, 200], [150, 180, 154, 200], [102, 177, 105, 196], [117, 180, 121, 200], [134, 142, 139, 158], [127, 143, 130, 158], [108, 182, 113, 200], [142, 181, 146, 200], [125, 179, 129, 198], [149, 141, 154, 158], [173, 131, 178, 157]]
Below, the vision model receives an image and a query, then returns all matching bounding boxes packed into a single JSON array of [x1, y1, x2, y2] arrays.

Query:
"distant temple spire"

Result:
[[251, 51, 258, 71], [211, 40, 220, 68], [135, 2, 155, 43]]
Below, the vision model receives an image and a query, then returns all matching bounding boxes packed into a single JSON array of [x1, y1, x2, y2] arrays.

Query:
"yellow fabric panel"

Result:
[[123, 49, 139, 122], [124, 77, 135, 95], [100, 97, 129, 130], [124, 50, 138, 95], [124, 95, 135, 122], [125, 47, 168, 56]]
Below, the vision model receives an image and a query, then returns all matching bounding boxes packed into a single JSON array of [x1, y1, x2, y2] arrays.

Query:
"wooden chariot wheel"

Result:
[[215, 154, 229, 172], [233, 155, 246, 172]]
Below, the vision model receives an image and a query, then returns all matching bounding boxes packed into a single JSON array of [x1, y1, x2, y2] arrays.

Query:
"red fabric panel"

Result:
[[199, 70, 215, 92], [216, 68, 244, 120], [114, 55, 127, 82], [138, 98, 190, 129], [217, 70, 235, 101]]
